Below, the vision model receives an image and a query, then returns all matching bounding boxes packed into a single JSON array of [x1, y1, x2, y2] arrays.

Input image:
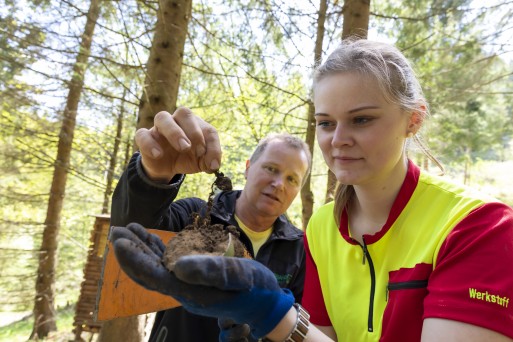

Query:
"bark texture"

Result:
[[102, 90, 126, 214], [301, 0, 328, 229], [136, 0, 193, 130], [342, 0, 370, 38], [31, 0, 102, 338]]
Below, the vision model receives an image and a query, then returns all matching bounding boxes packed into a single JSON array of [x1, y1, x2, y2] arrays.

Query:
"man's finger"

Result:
[[154, 110, 192, 153], [174, 256, 260, 290], [172, 107, 206, 158], [112, 238, 172, 292], [218, 318, 238, 330], [135, 128, 164, 159], [219, 322, 251, 342], [201, 121, 222, 172], [110, 226, 163, 258], [125, 223, 166, 256]]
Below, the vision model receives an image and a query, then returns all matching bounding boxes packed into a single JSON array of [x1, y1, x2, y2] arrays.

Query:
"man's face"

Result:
[[242, 141, 309, 218]]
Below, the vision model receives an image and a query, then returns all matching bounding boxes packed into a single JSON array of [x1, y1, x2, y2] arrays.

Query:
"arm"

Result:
[[110, 152, 184, 228], [422, 318, 513, 341], [423, 203, 513, 340], [269, 315, 512, 342], [265, 309, 337, 341]]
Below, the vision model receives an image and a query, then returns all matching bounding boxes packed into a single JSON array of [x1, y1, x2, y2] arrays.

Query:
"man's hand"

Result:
[[218, 318, 256, 342], [135, 107, 222, 182], [111, 223, 294, 339]]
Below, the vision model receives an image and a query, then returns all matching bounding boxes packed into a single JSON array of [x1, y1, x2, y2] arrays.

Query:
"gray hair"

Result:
[[249, 133, 312, 186]]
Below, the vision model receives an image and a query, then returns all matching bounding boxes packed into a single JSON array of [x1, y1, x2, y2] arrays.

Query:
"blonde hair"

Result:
[[314, 39, 443, 224]]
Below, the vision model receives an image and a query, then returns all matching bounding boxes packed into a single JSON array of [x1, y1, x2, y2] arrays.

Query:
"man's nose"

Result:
[[271, 176, 285, 190]]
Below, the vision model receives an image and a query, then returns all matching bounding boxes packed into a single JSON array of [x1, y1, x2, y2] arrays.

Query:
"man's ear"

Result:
[[244, 160, 250, 178]]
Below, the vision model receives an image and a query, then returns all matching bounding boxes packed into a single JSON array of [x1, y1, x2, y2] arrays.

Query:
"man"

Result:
[[111, 107, 312, 341]]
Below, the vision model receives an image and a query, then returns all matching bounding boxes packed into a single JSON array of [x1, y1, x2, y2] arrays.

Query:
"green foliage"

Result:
[[437, 99, 507, 163], [0, 110, 55, 311], [0, 107, 110, 311], [0, 0, 511, 328], [372, 0, 513, 167], [178, 0, 315, 196]]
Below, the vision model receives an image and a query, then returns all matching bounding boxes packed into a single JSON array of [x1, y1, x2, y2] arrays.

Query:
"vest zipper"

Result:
[[386, 279, 428, 301], [361, 237, 375, 333]]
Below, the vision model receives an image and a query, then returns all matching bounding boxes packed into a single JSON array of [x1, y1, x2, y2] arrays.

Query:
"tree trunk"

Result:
[[325, 0, 370, 204], [324, 170, 338, 204], [124, 135, 132, 169], [30, 0, 102, 339], [136, 0, 193, 130], [98, 316, 147, 342], [98, 1, 192, 340], [102, 91, 126, 214], [301, 0, 328, 229], [342, 0, 370, 38]]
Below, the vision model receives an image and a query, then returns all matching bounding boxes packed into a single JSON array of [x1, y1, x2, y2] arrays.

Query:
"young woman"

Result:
[[297, 38, 513, 341], [111, 39, 513, 342]]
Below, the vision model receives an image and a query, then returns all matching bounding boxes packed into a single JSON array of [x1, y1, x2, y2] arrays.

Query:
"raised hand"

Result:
[[134, 107, 222, 182]]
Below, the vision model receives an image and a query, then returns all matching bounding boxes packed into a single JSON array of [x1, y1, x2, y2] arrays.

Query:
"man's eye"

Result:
[[265, 166, 276, 173], [288, 176, 299, 185]]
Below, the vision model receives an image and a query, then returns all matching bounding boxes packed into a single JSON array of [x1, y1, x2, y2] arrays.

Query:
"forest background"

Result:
[[0, 0, 512, 341]]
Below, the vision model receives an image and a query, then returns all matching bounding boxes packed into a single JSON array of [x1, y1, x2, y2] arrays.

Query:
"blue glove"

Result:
[[111, 223, 295, 339], [218, 318, 257, 342]]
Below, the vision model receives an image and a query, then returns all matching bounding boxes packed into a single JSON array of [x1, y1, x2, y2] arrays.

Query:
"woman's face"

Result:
[[314, 72, 414, 188]]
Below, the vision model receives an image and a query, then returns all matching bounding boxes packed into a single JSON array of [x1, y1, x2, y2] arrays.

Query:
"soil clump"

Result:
[[163, 171, 249, 271]]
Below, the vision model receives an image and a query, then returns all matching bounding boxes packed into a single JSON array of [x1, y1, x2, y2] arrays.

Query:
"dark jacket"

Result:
[[111, 153, 306, 342]]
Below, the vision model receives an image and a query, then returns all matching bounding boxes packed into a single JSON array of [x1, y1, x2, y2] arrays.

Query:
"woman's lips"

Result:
[[333, 156, 361, 161]]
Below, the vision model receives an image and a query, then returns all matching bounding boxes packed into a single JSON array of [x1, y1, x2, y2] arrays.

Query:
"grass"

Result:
[[0, 305, 96, 342]]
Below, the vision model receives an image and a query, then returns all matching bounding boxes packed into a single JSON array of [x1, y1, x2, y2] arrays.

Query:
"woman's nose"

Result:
[[331, 125, 353, 147]]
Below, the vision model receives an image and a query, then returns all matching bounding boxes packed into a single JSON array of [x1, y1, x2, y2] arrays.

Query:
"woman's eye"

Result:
[[353, 117, 372, 125], [316, 120, 333, 127]]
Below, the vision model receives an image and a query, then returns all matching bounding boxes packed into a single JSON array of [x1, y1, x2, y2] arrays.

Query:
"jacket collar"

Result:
[[211, 190, 303, 240]]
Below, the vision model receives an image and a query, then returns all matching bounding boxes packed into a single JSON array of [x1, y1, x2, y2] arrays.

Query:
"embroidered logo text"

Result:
[[469, 288, 509, 308]]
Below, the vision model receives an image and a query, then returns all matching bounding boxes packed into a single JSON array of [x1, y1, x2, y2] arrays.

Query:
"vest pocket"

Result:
[[380, 264, 432, 342], [386, 279, 428, 301]]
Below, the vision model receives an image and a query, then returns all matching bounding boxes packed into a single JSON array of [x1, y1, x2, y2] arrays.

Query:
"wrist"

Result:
[[250, 288, 295, 339], [136, 154, 184, 189], [265, 304, 310, 342], [139, 157, 174, 183]]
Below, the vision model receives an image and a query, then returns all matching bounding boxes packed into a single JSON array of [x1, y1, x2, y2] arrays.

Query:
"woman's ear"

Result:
[[407, 107, 425, 135]]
